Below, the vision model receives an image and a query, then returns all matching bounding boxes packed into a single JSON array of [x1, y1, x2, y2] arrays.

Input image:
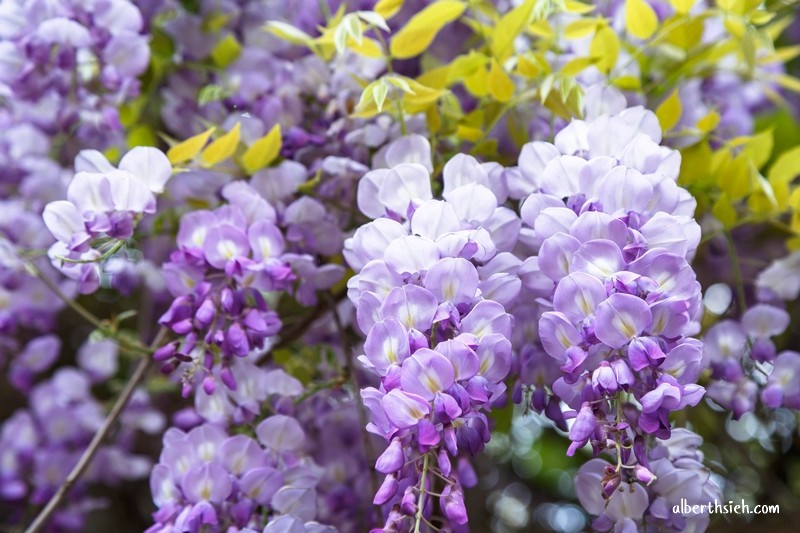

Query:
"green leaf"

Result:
[[167, 127, 215, 164], [625, 0, 658, 40], [242, 124, 282, 174], [198, 84, 226, 106], [390, 1, 466, 59], [201, 122, 241, 166]]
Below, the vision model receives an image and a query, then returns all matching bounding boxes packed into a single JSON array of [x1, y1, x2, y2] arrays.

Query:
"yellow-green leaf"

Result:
[[201, 123, 241, 166], [768, 146, 800, 187], [564, 18, 598, 39], [264, 21, 314, 47], [348, 35, 383, 58], [625, 0, 658, 40], [612, 75, 642, 90], [712, 194, 738, 228], [741, 128, 773, 170], [491, 0, 536, 60], [696, 110, 720, 132], [390, 1, 466, 59], [242, 124, 282, 174], [210, 34, 242, 68], [670, 0, 695, 14], [773, 74, 800, 93], [655, 90, 682, 131], [487, 60, 514, 102], [564, 1, 595, 14], [167, 127, 215, 164], [127, 125, 156, 148], [562, 56, 598, 76], [374, 0, 404, 19], [589, 25, 620, 74], [717, 153, 754, 200]]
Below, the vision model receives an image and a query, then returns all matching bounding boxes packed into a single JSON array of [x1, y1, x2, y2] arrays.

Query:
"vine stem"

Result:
[[414, 452, 430, 533], [724, 230, 748, 315], [25, 326, 168, 533]]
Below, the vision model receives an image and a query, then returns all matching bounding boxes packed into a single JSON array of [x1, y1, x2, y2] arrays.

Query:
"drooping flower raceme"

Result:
[[576, 428, 721, 532], [346, 137, 520, 530], [147, 418, 334, 533], [507, 100, 708, 528]]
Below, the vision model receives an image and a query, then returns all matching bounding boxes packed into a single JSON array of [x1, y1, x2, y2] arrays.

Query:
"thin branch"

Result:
[[24, 261, 152, 356], [323, 292, 382, 526], [24, 327, 168, 533]]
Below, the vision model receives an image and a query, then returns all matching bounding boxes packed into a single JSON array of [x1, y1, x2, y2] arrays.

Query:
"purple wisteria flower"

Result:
[[0, 366, 161, 531], [42, 147, 172, 293], [147, 418, 331, 532], [703, 299, 796, 416], [346, 136, 519, 529]]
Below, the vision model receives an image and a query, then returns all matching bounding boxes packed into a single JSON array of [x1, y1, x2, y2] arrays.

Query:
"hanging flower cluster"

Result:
[[346, 136, 520, 529]]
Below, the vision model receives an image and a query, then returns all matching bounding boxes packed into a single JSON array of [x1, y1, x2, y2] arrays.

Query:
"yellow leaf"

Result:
[[390, 1, 466, 59], [561, 56, 598, 76], [564, 18, 598, 39], [760, 45, 800, 65], [491, 0, 536, 60], [528, 20, 553, 39], [717, 154, 754, 200], [741, 128, 773, 170], [611, 75, 641, 90], [768, 146, 800, 187], [589, 25, 620, 74], [417, 64, 450, 89], [678, 141, 711, 186], [447, 52, 489, 84], [264, 21, 315, 47], [517, 54, 542, 78], [127, 125, 156, 148], [456, 124, 483, 142], [242, 124, 282, 174], [696, 110, 720, 132], [348, 36, 383, 58], [487, 60, 514, 102], [463, 66, 489, 97], [723, 18, 746, 39], [670, 0, 695, 14], [564, 1, 595, 14], [374, 0, 404, 19], [712, 194, 738, 228], [717, 0, 745, 14], [663, 15, 704, 49], [787, 236, 800, 252], [403, 77, 450, 113], [201, 123, 241, 166], [167, 127, 215, 164], [773, 74, 800, 93], [625, 0, 658, 40], [210, 34, 242, 68], [655, 90, 682, 131]]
